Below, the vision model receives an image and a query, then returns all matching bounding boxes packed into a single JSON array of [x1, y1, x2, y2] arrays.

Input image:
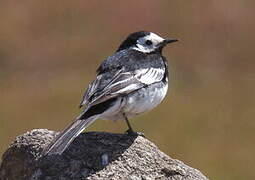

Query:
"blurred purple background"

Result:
[[0, 1, 254, 179]]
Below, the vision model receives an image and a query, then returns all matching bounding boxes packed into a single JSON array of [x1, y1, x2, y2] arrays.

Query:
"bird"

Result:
[[42, 31, 178, 156]]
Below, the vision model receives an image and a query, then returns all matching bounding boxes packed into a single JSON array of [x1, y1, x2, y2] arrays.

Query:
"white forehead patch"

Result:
[[145, 32, 165, 44], [132, 32, 165, 53]]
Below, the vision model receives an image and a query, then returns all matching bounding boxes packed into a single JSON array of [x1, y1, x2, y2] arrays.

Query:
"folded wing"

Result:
[[79, 67, 165, 108]]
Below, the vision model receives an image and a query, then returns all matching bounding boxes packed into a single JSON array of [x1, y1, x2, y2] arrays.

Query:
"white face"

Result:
[[132, 32, 165, 53]]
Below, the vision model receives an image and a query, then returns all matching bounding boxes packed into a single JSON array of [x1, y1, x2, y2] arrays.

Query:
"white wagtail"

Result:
[[42, 31, 178, 155]]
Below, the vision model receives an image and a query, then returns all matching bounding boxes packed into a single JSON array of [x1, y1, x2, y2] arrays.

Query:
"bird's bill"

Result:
[[163, 38, 178, 44], [158, 38, 178, 48]]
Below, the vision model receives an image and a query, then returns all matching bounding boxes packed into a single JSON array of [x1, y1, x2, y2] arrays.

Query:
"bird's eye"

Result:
[[145, 40, 152, 46]]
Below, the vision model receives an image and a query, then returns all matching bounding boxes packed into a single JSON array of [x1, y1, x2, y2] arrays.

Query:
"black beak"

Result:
[[158, 38, 178, 48], [163, 38, 179, 44]]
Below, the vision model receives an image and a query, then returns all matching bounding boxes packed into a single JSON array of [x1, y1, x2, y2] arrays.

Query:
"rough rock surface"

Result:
[[0, 129, 209, 180]]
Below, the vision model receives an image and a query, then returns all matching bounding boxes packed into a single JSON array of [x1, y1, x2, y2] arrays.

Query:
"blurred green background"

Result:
[[0, 1, 254, 179]]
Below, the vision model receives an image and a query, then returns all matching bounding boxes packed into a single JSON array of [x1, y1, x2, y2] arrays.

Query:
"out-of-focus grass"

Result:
[[0, 1, 255, 179]]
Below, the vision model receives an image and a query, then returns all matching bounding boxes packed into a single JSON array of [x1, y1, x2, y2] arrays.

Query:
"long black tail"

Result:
[[41, 115, 97, 156], [41, 98, 118, 156]]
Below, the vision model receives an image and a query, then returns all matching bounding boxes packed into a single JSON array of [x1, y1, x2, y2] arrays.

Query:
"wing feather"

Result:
[[79, 67, 165, 108]]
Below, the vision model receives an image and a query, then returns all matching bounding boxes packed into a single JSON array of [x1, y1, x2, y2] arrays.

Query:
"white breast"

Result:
[[123, 82, 168, 117]]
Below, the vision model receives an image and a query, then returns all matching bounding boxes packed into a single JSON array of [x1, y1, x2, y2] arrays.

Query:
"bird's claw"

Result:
[[125, 129, 145, 137]]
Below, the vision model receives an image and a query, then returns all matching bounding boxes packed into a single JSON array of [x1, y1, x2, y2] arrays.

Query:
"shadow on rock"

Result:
[[37, 131, 138, 179]]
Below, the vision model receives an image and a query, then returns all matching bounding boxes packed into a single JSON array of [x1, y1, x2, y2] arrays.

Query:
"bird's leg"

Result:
[[123, 113, 134, 134], [123, 113, 145, 137]]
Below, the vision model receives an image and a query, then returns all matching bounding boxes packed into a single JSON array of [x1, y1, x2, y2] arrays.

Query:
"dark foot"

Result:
[[126, 128, 134, 135], [125, 129, 145, 137]]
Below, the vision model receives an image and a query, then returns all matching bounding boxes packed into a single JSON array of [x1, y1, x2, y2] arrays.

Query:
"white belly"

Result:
[[123, 82, 168, 117]]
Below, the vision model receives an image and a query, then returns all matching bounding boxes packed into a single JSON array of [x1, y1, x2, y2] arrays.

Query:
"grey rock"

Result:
[[0, 129, 209, 180]]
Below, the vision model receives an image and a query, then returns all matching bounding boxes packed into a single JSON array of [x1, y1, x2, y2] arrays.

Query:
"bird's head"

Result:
[[117, 31, 178, 54]]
